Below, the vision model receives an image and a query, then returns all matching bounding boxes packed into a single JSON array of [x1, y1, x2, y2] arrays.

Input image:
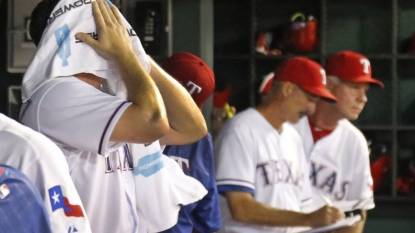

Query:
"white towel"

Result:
[[129, 142, 208, 233], [22, 0, 149, 102]]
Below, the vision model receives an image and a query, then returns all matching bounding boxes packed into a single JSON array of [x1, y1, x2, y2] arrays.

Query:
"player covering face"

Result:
[[22, 0, 208, 232]]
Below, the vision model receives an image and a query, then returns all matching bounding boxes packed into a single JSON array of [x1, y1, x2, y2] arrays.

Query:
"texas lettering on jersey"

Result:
[[257, 159, 304, 188], [105, 144, 134, 173], [309, 161, 349, 200]]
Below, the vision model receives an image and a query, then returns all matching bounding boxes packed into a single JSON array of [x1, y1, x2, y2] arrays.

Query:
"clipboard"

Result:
[[293, 197, 373, 233], [291, 214, 362, 233]]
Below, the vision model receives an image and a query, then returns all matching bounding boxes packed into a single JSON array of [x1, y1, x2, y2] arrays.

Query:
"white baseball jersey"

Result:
[[20, 77, 139, 233], [214, 108, 311, 233], [0, 113, 92, 233], [292, 117, 374, 209]]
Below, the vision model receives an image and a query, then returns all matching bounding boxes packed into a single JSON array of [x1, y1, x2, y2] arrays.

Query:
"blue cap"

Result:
[[0, 164, 52, 233]]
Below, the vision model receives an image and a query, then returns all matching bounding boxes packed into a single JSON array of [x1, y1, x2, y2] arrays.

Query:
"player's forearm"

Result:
[[148, 56, 207, 144], [227, 194, 309, 227], [234, 202, 310, 226], [117, 50, 167, 123]]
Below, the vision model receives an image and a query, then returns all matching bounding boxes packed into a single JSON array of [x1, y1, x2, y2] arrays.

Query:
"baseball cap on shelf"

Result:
[[162, 52, 215, 108], [258, 72, 275, 95], [274, 57, 338, 103], [325, 51, 384, 88]]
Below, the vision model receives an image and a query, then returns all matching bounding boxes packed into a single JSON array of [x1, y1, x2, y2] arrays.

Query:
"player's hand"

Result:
[[306, 205, 345, 227], [75, 0, 132, 60]]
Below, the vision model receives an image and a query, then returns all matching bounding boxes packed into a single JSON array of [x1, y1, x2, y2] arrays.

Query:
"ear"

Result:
[[326, 75, 337, 91], [281, 81, 294, 98]]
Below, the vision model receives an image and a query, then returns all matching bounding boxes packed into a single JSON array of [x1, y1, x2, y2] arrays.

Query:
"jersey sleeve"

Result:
[[36, 78, 130, 156], [214, 125, 256, 195], [192, 134, 222, 232], [24, 137, 92, 233], [0, 117, 92, 233], [347, 136, 375, 210]]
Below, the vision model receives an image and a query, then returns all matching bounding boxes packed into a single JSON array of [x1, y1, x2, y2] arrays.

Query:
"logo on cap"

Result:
[[360, 58, 370, 74], [320, 69, 327, 85], [186, 81, 202, 95], [162, 52, 215, 108]]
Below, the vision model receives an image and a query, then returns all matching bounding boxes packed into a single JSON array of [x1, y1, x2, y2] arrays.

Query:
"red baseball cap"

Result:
[[274, 57, 338, 103], [162, 52, 215, 108], [325, 51, 384, 88]]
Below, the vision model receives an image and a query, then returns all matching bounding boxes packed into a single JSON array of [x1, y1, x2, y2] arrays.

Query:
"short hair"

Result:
[[270, 80, 283, 93], [261, 80, 282, 103], [29, 0, 60, 46], [327, 75, 340, 85]]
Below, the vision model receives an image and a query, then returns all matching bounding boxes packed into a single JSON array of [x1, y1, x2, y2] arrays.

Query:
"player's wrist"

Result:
[[115, 50, 146, 74]]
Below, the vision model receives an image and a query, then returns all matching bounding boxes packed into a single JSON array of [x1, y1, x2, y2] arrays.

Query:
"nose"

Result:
[[358, 90, 368, 103]]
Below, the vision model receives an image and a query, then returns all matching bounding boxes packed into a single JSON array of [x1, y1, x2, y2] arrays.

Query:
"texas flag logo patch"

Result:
[[48, 185, 84, 217]]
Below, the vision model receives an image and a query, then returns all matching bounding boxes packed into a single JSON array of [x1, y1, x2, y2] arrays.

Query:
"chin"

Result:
[[288, 118, 300, 124], [346, 113, 359, 121]]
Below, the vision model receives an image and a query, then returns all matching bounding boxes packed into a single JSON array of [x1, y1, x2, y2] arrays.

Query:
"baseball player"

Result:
[[160, 52, 222, 233], [292, 51, 384, 233], [21, 1, 207, 232], [214, 57, 344, 233], [0, 114, 91, 233]]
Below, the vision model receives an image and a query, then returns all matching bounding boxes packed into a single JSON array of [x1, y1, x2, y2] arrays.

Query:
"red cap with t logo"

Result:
[[162, 52, 215, 108], [274, 57, 337, 103], [325, 51, 384, 88]]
